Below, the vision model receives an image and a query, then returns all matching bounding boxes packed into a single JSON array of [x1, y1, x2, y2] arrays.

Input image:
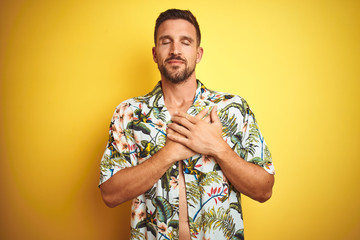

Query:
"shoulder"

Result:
[[114, 82, 163, 111], [113, 92, 153, 112]]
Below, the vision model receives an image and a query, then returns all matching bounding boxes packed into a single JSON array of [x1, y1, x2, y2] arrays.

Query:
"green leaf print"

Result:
[[229, 192, 242, 217], [168, 219, 179, 229], [152, 196, 173, 223], [138, 140, 161, 158], [232, 229, 244, 240], [244, 123, 260, 157], [130, 227, 146, 240], [219, 110, 239, 137], [199, 171, 223, 189], [249, 157, 266, 166], [219, 102, 247, 118], [186, 171, 223, 209], [160, 164, 178, 195], [136, 212, 157, 237], [186, 180, 202, 207], [146, 223, 157, 237], [264, 145, 272, 163], [202, 207, 236, 239], [213, 164, 222, 171], [128, 122, 151, 135]]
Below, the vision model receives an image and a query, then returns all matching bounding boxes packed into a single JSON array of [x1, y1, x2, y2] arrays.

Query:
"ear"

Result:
[[196, 47, 204, 64], [152, 47, 158, 63]]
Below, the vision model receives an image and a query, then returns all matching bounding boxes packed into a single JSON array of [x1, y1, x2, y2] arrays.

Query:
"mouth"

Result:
[[166, 57, 186, 65], [167, 60, 184, 65]]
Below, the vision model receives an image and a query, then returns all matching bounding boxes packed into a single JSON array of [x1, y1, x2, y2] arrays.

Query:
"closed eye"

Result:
[[182, 40, 191, 46]]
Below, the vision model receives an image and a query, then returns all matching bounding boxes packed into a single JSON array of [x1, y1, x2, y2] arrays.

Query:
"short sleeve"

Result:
[[241, 104, 275, 175], [99, 102, 136, 185]]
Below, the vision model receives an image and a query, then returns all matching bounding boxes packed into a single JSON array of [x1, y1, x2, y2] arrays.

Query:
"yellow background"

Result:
[[1, 0, 359, 239]]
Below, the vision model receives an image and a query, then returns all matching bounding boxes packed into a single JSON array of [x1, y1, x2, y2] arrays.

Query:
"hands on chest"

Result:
[[166, 106, 228, 160]]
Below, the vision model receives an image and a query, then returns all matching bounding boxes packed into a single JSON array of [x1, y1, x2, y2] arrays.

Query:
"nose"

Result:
[[170, 42, 181, 56]]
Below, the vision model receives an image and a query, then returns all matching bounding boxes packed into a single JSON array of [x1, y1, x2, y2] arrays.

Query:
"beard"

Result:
[[158, 57, 196, 84]]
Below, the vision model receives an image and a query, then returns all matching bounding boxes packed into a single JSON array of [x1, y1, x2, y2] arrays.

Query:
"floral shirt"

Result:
[[99, 80, 274, 240]]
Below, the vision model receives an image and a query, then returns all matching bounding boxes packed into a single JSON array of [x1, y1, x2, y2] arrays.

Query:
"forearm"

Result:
[[100, 146, 175, 208], [212, 141, 274, 203]]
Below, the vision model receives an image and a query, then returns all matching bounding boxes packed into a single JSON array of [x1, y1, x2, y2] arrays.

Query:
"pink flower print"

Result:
[[118, 141, 128, 152], [137, 210, 146, 220], [154, 119, 166, 130], [119, 113, 125, 125], [112, 124, 125, 139], [202, 155, 212, 165], [113, 107, 121, 120], [119, 102, 129, 112], [111, 125, 124, 146], [157, 222, 167, 234], [125, 109, 133, 122], [132, 198, 140, 209], [133, 134, 140, 144], [170, 176, 178, 189], [131, 209, 136, 220]]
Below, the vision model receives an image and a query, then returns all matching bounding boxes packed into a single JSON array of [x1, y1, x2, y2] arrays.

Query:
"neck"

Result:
[[161, 75, 197, 111]]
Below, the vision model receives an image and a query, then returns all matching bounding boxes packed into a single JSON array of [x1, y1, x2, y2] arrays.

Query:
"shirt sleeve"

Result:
[[241, 103, 275, 175], [99, 102, 135, 185]]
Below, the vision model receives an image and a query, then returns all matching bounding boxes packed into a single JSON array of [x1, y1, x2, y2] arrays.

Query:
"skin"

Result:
[[152, 19, 203, 84], [100, 19, 274, 239]]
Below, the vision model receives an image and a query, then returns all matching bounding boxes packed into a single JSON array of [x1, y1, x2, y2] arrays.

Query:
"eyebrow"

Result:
[[158, 35, 172, 42], [158, 35, 195, 43], [181, 36, 194, 43]]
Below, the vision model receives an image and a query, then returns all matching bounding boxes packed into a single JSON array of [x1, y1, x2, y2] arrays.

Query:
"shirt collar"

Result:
[[146, 80, 210, 108]]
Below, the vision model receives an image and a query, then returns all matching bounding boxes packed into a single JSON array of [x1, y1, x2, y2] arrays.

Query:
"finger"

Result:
[[168, 123, 191, 137], [173, 111, 198, 124], [167, 131, 189, 145], [167, 128, 176, 136], [203, 114, 211, 123], [195, 108, 208, 120], [210, 106, 220, 123], [171, 115, 195, 130]]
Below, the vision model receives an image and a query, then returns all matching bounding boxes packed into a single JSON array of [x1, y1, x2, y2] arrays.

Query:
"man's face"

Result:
[[152, 19, 203, 84]]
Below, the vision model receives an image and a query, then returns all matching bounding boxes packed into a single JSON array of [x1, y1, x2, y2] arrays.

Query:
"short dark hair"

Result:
[[154, 9, 201, 46]]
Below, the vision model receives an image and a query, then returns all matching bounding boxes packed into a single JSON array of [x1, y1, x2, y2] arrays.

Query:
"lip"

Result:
[[166, 60, 184, 64]]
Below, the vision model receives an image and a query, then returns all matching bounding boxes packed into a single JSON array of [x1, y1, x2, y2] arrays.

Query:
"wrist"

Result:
[[159, 143, 179, 164], [210, 138, 230, 160]]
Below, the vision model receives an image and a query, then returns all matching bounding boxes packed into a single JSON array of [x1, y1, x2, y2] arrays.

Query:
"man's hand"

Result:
[[163, 108, 212, 162], [164, 128, 196, 161], [167, 106, 227, 157]]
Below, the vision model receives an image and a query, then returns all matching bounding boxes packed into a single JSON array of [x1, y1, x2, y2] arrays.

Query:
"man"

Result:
[[99, 9, 274, 240]]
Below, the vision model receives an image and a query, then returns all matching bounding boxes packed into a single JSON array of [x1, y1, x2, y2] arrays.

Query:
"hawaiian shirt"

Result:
[[99, 80, 274, 240]]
